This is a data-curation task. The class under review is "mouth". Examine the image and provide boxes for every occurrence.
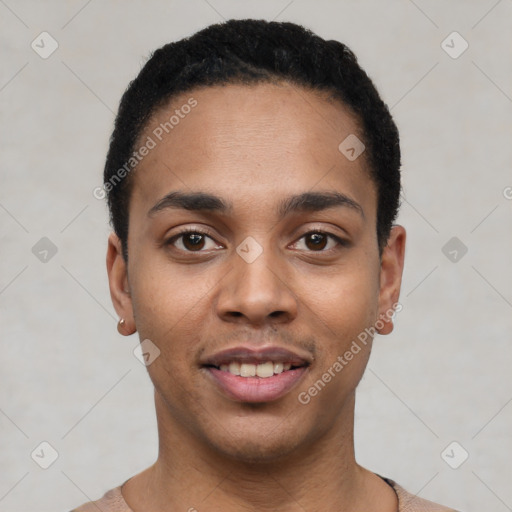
[201,346,311,403]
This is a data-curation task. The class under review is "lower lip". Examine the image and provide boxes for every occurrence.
[205,367,308,403]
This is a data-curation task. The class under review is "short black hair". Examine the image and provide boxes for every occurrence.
[103,19,400,259]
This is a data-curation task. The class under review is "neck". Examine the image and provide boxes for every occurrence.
[122,391,396,512]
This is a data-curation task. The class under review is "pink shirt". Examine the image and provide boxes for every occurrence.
[70,478,459,511]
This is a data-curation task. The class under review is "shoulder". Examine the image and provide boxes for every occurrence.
[69,485,132,512]
[388,479,460,512]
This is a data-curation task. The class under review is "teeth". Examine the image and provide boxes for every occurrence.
[256,361,274,378]
[240,363,256,377]
[273,362,284,374]
[217,361,298,378]
[228,362,240,376]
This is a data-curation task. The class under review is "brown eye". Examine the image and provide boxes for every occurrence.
[167,230,221,252]
[292,231,346,253]
[182,232,206,251]
[305,232,328,251]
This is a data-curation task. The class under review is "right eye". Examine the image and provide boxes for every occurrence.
[166,228,223,253]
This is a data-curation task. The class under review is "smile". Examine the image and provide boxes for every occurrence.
[201,346,312,403]
[217,361,293,378]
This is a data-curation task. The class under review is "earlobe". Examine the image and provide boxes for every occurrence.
[377,225,406,335]
[106,233,137,336]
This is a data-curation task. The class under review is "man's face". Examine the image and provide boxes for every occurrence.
[108,82,404,462]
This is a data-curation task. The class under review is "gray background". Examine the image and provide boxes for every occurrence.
[1,1,511,511]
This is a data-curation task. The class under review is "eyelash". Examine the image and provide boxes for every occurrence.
[165,227,348,254]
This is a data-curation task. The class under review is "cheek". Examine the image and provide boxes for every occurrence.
[131,257,209,325]
[129,261,216,368]
[295,257,380,397]
[129,268,209,410]
[298,259,380,339]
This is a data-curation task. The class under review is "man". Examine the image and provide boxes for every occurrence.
[73,19,459,512]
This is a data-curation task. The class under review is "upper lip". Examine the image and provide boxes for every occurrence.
[201,345,313,368]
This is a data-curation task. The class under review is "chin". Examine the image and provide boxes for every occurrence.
[212,437,300,465]
[202,419,314,465]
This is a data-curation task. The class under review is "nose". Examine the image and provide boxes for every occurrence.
[216,244,298,327]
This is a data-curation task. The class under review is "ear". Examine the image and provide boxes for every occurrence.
[106,232,136,336]
[376,225,406,335]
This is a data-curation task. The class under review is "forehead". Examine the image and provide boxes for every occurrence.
[131,82,375,220]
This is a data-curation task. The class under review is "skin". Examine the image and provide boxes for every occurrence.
[107,82,406,512]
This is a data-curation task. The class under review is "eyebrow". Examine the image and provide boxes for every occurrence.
[148,190,364,219]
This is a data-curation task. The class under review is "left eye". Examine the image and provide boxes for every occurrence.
[292,231,344,252]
